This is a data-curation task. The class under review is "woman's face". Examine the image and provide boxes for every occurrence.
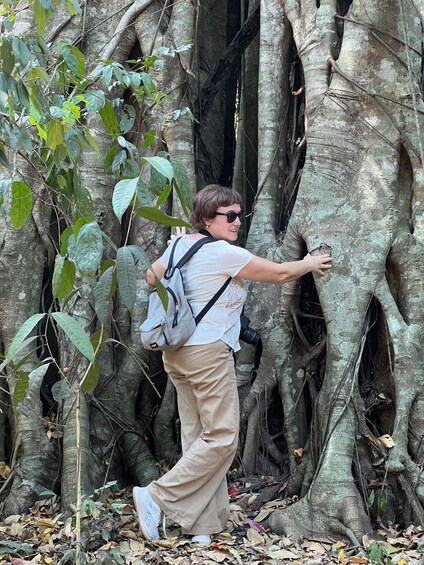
[204,204,242,242]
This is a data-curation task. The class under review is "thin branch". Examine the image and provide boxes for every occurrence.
[46,1,86,43]
[335,14,423,59]
[326,92,399,152]
[198,3,260,118]
[98,0,156,62]
[328,57,423,162]
[397,473,424,527]
[328,56,423,114]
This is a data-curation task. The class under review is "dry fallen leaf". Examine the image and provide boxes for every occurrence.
[0,462,10,479]
[378,434,395,448]
[254,507,273,522]
[387,536,410,546]
[246,528,267,546]
[3,515,21,525]
[348,555,369,563]
[293,448,303,460]
[267,547,298,559]
[227,546,243,564]
[201,550,228,563]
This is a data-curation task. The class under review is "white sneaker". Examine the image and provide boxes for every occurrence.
[191,534,211,545]
[133,486,162,540]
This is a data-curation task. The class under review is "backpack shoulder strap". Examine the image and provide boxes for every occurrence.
[174,236,215,270]
[195,277,231,324]
[164,237,183,279]
[164,234,232,324]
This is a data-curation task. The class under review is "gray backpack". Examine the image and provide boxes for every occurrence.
[140,237,231,351]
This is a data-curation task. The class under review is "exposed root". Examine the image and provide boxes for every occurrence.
[269,481,371,546]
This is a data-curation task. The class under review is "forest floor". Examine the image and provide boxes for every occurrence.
[0,478,423,564]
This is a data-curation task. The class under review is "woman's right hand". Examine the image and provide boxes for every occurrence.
[167,227,186,246]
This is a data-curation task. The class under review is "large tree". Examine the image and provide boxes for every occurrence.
[0,0,424,547]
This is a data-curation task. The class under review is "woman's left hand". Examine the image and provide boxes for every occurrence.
[303,253,332,276]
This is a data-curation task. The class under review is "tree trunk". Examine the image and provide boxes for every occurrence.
[1,0,424,545]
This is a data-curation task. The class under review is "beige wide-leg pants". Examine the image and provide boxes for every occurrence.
[148,340,239,535]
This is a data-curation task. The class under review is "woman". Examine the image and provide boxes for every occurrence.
[133,184,332,545]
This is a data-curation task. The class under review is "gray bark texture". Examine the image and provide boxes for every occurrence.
[0,0,424,545]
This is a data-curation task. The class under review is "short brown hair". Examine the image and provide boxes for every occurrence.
[190,184,243,230]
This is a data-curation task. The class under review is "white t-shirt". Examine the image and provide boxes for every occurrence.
[159,236,253,351]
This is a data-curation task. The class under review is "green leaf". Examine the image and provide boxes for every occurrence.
[0,39,15,74]
[74,217,91,237]
[112,177,138,222]
[143,156,173,182]
[72,185,94,220]
[52,256,76,299]
[172,159,192,215]
[51,312,95,362]
[11,181,33,230]
[126,245,151,268]
[142,130,156,150]
[94,267,114,325]
[120,104,136,134]
[155,278,168,311]
[51,380,72,402]
[116,247,137,312]
[81,361,100,393]
[60,226,74,255]
[0,540,34,555]
[368,543,384,563]
[149,162,168,193]
[136,207,191,227]
[137,180,152,207]
[17,81,30,110]
[12,372,29,410]
[14,364,51,410]
[0,178,11,208]
[47,120,65,150]
[366,489,375,509]
[84,90,105,115]
[1,313,45,371]
[75,221,103,276]
[103,145,118,170]
[34,0,50,36]
[140,72,154,92]
[61,44,85,77]
[99,101,120,137]
[12,37,30,70]
[0,144,10,168]
[83,128,100,154]
[377,493,388,512]
[90,328,110,351]
[66,0,82,15]
[157,184,172,207]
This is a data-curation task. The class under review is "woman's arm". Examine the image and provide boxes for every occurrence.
[146,259,166,286]
[238,253,332,283]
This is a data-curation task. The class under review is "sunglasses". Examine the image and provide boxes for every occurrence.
[214,211,243,223]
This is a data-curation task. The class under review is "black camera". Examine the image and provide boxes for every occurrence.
[239,314,261,346]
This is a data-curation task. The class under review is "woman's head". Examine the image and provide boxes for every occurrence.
[190,184,243,231]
